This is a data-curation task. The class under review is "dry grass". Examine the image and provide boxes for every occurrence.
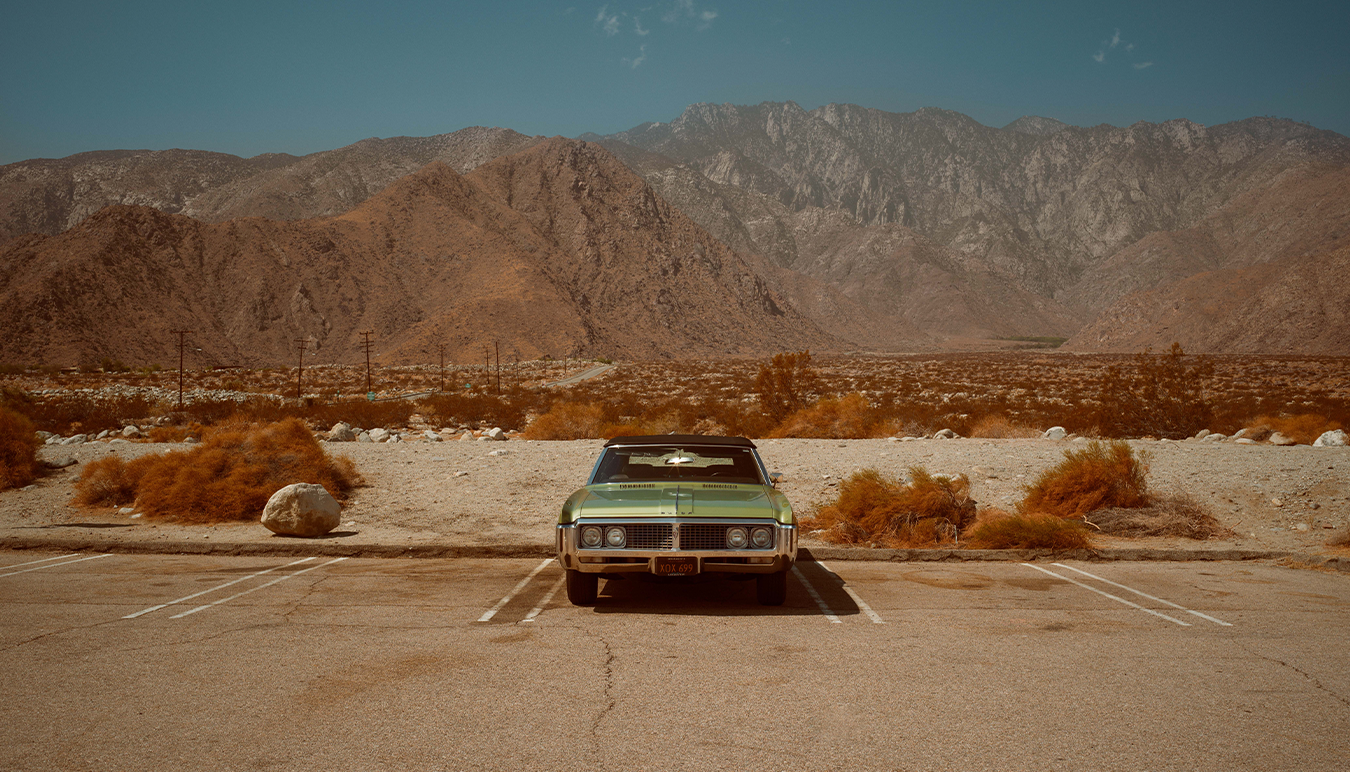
[770,393,886,439]
[967,415,1042,439]
[0,406,41,491]
[963,509,1094,549]
[1019,440,1151,518]
[1084,493,1233,539]
[1245,413,1343,445]
[803,467,977,547]
[74,418,362,523]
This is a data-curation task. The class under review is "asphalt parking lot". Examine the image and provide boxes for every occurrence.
[2,553,1347,771]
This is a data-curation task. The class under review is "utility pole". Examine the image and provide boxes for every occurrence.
[483,345,491,390]
[294,338,308,401]
[436,343,447,393]
[495,340,501,395]
[359,331,375,397]
[170,330,191,410]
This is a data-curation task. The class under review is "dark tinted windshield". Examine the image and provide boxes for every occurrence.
[591,446,766,485]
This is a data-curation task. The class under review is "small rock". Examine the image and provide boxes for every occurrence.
[1272,498,1283,507]
[487,427,507,441]
[488,449,510,457]
[1314,429,1348,447]
[122,425,142,438]
[183,437,198,444]
[118,507,135,515]
[1236,438,1257,445]
[60,434,88,446]
[1044,426,1068,440]
[933,428,958,440]
[424,430,442,442]
[1295,523,1309,532]
[357,431,373,443]
[96,430,110,440]
[109,438,130,444]
[35,431,56,443]
[1269,432,1298,446]
[454,470,470,477]
[43,456,78,469]
[459,432,475,441]
[368,428,391,443]
[1202,433,1226,442]
[260,483,340,538]
[1195,429,1211,439]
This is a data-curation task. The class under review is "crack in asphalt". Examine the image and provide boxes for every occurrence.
[0,618,122,654]
[588,635,617,772]
[1243,644,1350,709]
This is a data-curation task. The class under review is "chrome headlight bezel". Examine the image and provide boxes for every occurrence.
[726,526,749,549]
[750,526,773,549]
[581,525,604,548]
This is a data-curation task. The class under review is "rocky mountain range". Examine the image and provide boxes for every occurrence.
[2,101,1348,364]
[0,140,831,366]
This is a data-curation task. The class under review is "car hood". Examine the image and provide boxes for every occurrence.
[571,482,787,522]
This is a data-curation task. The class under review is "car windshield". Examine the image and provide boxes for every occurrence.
[591,446,766,485]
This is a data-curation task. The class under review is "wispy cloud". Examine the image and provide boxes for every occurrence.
[622,43,648,69]
[634,16,649,36]
[1093,28,1152,69]
[596,6,621,36]
[663,0,717,29]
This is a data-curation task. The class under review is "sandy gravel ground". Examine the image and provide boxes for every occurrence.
[3,437,1348,558]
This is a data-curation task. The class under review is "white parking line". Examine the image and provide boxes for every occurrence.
[0,553,111,579]
[521,575,566,623]
[1022,563,1191,626]
[0,554,81,570]
[814,560,885,624]
[170,558,348,618]
[792,565,841,624]
[1052,563,1232,626]
[123,557,315,619]
[478,558,553,623]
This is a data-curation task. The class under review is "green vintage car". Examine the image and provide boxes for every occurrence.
[556,434,797,606]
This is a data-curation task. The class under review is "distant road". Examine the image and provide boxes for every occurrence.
[544,363,615,387]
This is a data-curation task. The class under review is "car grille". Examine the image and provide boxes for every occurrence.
[625,523,674,549]
[581,522,775,551]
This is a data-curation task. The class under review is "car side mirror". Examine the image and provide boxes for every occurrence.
[769,472,782,487]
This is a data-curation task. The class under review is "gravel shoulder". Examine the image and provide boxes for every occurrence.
[3,437,1348,561]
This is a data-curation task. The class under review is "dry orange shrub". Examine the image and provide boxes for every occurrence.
[770,393,886,439]
[963,509,1094,549]
[966,415,1041,439]
[1245,413,1343,445]
[1019,440,1151,518]
[0,406,41,491]
[803,467,977,547]
[74,418,361,523]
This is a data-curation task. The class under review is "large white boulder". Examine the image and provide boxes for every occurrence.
[1314,429,1348,447]
[328,422,356,442]
[368,427,391,443]
[1044,426,1067,440]
[261,483,340,538]
[1269,432,1298,446]
[486,427,507,441]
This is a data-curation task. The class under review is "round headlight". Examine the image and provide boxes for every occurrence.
[605,526,627,548]
[751,527,773,549]
[726,526,749,549]
[580,526,603,548]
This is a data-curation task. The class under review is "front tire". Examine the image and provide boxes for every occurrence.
[566,569,598,605]
[756,569,788,606]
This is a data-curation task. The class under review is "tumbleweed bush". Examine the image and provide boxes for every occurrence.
[1019,440,1151,518]
[963,509,1094,550]
[75,418,361,523]
[803,467,977,547]
[0,406,41,491]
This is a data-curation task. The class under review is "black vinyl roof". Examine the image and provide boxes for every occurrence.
[603,434,757,449]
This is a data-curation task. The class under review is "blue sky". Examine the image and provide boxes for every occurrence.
[2,0,1346,164]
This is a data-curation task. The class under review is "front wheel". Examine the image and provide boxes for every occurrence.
[566,569,598,605]
[756,569,788,606]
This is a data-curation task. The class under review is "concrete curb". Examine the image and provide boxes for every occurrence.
[3,535,1348,571]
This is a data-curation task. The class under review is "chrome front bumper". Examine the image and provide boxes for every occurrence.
[557,519,797,575]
